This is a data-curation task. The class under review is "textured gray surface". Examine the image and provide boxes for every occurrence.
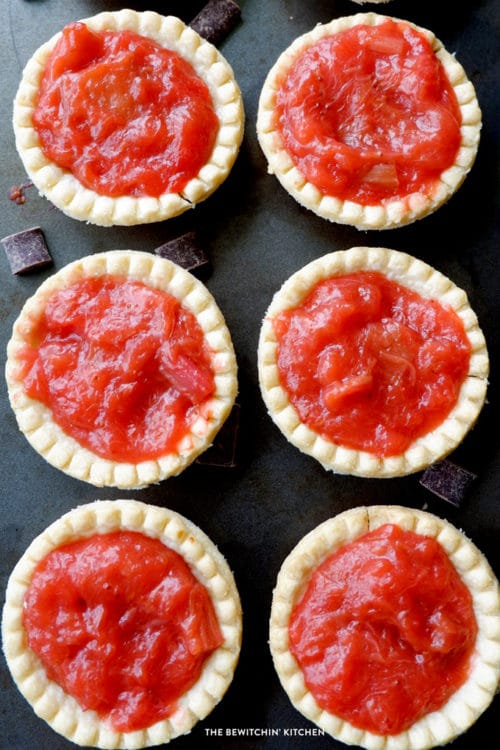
[1,1,499,748]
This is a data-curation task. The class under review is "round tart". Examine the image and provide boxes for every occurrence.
[258,246,488,478]
[257,13,481,230]
[5,249,238,489]
[270,505,500,750]
[2,499,242,749]
[13,9,244,226]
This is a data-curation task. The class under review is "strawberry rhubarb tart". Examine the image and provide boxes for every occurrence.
[270,505,500,749]
[2,499,242,748]
[13,9,244,225]
[5,250,238,488]
[258,247,488,477]
[257,13,481,229]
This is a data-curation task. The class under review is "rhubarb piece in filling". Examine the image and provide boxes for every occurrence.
[23,530,223,732]
[6,250,238,488]
[269,506,500,749]
[257,14,481,229]
[289,523,477,735]
[258,247,489,477]
[13,10,244,225]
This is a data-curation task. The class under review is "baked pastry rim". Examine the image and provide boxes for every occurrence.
[2,498,242,749]
[13,8,244,226]
[269,504,500,750]
[256,12,482,230]
[5,249,238,489]
[257,246,489,478]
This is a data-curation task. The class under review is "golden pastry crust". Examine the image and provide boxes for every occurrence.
[256,12,481,230]
[13,9,244,226]
[5,250,238,489]
[270,505,500,750]
[2,499,242,749]
[257,246,489,478]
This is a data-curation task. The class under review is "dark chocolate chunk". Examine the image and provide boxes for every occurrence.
[420,459,477,507]
[154,231,211,277]
[190,0,241,45]
[196,403,240,467]
[1,226,53,275]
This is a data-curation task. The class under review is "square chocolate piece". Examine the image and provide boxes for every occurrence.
[190,0,241,46]
[196,403,240,467]
[420,459,477,507]
[1,226,53,275]
[154,231,211,276]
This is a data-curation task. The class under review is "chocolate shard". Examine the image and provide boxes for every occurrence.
[154,231,211,277]
[1,226,53,275]
[196,403,240,467]
[420,459,477,507]
[190,0,241,45]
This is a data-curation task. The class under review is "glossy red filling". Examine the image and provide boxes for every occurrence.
[272,271,471,457]
[23,531,223,732]
[275,20,462,204]
[17,276,216,462]
[33,22,219,197]
[289,523,477,735]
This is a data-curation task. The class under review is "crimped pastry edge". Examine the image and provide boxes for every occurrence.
[13,9,244,226]
[5,250,238,489]
[269,505,500,750]
[256,12,482,230]
[2,498,242,749]
[257,247,489,478]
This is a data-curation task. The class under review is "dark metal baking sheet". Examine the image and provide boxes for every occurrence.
[1,1,499,748]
